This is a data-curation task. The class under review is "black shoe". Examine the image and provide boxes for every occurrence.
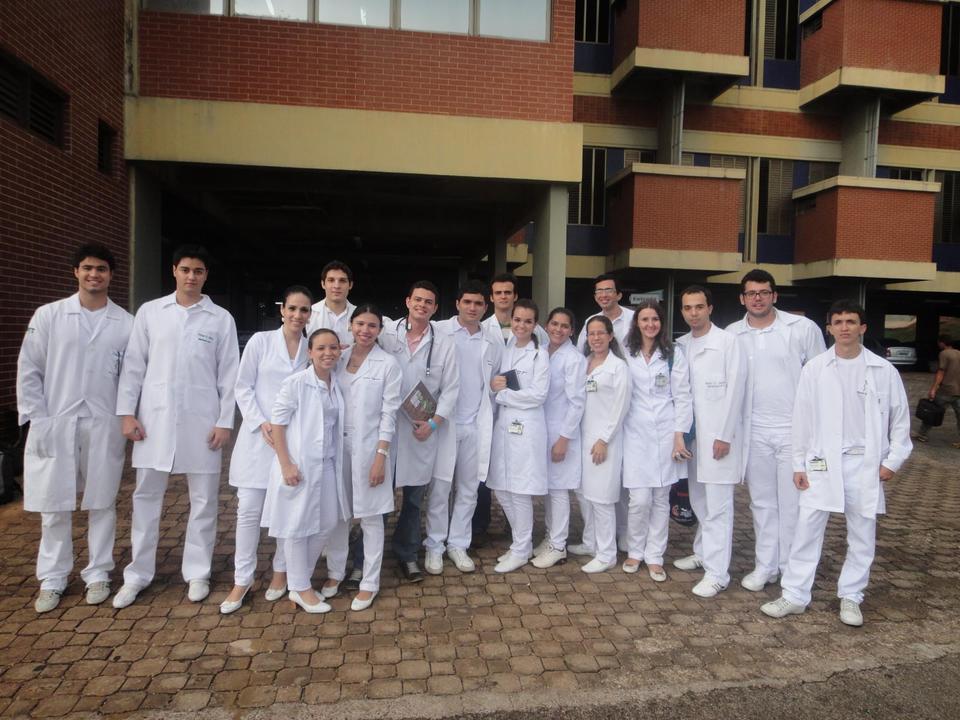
[342,567,362,591]
[400,561,424,583]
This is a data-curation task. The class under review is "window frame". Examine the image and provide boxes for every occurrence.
[0,50,68,148]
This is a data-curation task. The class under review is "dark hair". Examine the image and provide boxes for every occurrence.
[546,307,577,338]
[408,280,439,303]
[281,285,313,305]
[826,299,865,325]
[457,280,490,302]
[583,315,625,360]
[172,244,211,268]
[680,284,713,306]
[740,268,777,294]
[350,303,384,328]
[321,260,353,283]
[72,243,116,271]
[308,328,340,349]
[939,334,954,347]
[593,273,619,292]
[489,272,519,294]
[625,301,673,361]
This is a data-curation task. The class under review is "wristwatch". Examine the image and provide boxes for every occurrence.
[376,448,389,457]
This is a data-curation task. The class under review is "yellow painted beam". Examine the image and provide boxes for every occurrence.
[792,258,937,282]
[792,175,941,200]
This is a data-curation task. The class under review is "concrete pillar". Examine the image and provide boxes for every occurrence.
[840,97,881,178]
[532,184,568,315]
[128,165,163,311]
[658,79,685,165]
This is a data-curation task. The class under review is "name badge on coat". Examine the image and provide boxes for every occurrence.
[586,379,598,393]
[508,420,524,435]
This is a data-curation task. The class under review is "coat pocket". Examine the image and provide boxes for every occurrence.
[25,417,57,458]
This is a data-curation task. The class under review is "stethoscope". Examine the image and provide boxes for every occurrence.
[396,318,435,375]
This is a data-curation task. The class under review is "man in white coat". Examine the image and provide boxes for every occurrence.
[726,269,825,592]
[113,245,240,608]
[379,281,459,583]
[305,260,356,344]
[429,281,503,574]
[17,244,134,612]
[673,285,746,598]
[762,300,912,626]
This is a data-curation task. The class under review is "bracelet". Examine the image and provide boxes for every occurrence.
[428,419,438,432]
[376,447,389,457]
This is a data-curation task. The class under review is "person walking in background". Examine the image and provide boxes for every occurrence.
[914,334,960,447]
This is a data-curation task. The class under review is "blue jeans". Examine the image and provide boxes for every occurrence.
[391,485,427,563]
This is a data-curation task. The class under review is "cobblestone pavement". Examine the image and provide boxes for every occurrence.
[0,373,958,719]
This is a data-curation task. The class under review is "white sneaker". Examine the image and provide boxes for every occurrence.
[567,543,595,557]
[532,539,551,558]
[34,589,62,613]
[741,569,778,592]
[187,580,209,602]
[320,582,340,599]
[531,547,567,569]
[839,598,864,627]
[760,596,806,619]
[446,548,475,573]
[494,553,528,573]
[691,577,728,598]
[288,590,331,614]
[111,584,141,609]
[581,557,617,574]
[621,560,641,574]
[85,581,110,606]
[425,550,444,575]
[672,554,703,571]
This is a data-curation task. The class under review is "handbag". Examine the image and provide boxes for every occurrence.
[915,398,945,427]
[669,477,697,527]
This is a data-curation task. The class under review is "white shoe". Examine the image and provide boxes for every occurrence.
[494,553,529,573]
[425,550,444,575]
[34,589,62,613]
[761,596,806,619]
[691,577,728,598]
[265,584,287,602]
[567,543,595,557]
[741,569,778,592]
[533,539,550,558]
[581,557,617,574]
[621,560,641,574]
[289,590,332,614]
[497,550,511,563]
[351,591,378,612]
[187,580,209,602]
[531,547,567,569]
[320,582,340,599]
[648,566,668,583]
[839,598,864,627]
[111,584,141,609]
[85,582,110,606]
[219,586,250,615]
[672,554,703,571]
[446,548,475,573]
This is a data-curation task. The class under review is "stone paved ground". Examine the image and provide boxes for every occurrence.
[0,372,958,719]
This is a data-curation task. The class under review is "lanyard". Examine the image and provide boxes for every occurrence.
[397,318,434,375]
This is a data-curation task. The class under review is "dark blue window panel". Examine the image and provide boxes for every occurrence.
[738,232,745,254]
[798,0,818,14]
[567,225,609,256]
[875,166,891,179]
[606,148,625,176]
[763,59,801,90]
[794,160,810,188]
[940,75,960,105]
[574,42,613,74]
[693,153,711,168]
[934,243,960,271]
[757,234,795,264]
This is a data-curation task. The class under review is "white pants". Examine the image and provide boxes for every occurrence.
[575,491,595,552]
[687,468,735,586]
[586,500,617,564]
[233,487,285,587]
[37,508,116,591]
[781,455,877,606]
[496,490,534,559]
[745,428,797,577]
[425,423,481,553]
[319,518,351,584]
[358,515,384,592]
[122,469,219,588]
[285,518,349,592]
[615,486,629,546]
[543,489,570,551]
[626,486,671,565]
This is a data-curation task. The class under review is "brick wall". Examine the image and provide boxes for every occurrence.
[573,94,658,128]
[879,119,960,150]
[0,1,128,433]
[684,104,842,140]
[799,0,845,87]
[137,1,575,123]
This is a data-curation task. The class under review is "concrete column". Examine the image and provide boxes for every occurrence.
[840,97,881,178]
[532,184,568,315]
[658,79,685,165]
[128,165,163,311]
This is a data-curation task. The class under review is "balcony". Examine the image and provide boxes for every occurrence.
[610,0,749,100]
[798,0,945,112]
[792,176,939,281]
[606,163,744,271]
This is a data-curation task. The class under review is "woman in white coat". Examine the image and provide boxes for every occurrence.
[532,308,586,569]
[487,300,550,574]
[330,304,402,612]
[579,315,631,573]
[220,286,312,614]
[261,328,350,614]
[621,301,693,582]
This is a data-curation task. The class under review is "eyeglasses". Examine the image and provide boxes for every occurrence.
[742,290,774,299]
[594,288,618,296]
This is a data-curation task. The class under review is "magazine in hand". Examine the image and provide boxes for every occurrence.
[401,381,438,423]
[502,370,520,391]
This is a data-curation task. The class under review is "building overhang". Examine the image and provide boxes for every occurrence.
[792,258,938,282]
[885,272,960,293]
[798,67,946,114]
[611,248,743,273]
[800,0,949,25]
[607,161,746,188]
[792,174,942,201]
[611,47,749,101]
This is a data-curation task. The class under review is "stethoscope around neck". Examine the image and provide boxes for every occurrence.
[397,317,435,375]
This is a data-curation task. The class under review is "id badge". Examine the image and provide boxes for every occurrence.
[586,379,598,393]
[654,373,667,388]
[508,420,524,435]
[808,457,827,472]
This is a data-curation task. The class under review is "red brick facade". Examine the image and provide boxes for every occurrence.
[0,2,128,427]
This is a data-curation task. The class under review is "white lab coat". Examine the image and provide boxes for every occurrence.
[480,314,550,347]
[622,347,693,489]
[487,339,550,496]
[306,299,356,344]
[379,319,459,487]
[116,293,240,474]
[544,342,587,491]
[675,324,746,485]
[261,367,349,537]
[434,318,503,484]
[17,295,133,512]
[792,347,912,518]
[579,353,631,504]
[229,328,309,489]
[338,344,403,517]
[575,306,635,352]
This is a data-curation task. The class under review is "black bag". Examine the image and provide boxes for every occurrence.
[916,398,945,427]
[670,477,697,527]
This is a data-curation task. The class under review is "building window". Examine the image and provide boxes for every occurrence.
[801,12,822,40]
[623,149,656,165]
[935,171,960,245]
[97,121,117,175]
[569,147,606,227]
[143,0,225,13]
[764,0,798,61]
[478,0,549,41]
[235,0,309,21]
[758,158,794,235]
[807,161,838,184]
[575,0,609,44]
[0,51,67,147]
[317,1,390,27]
[942,4,960,76]
[400,0,470,34]
[881,166,925,182]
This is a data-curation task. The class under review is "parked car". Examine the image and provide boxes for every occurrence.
[880,338,918,368]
